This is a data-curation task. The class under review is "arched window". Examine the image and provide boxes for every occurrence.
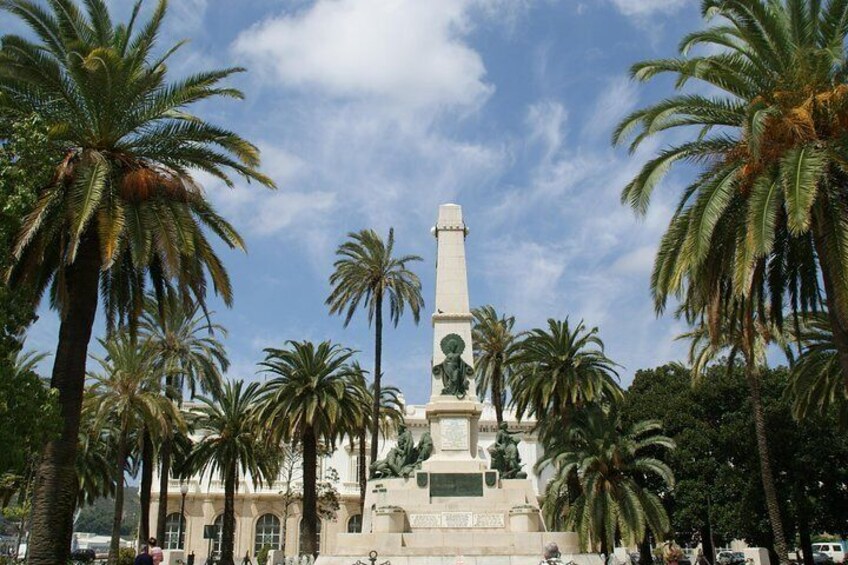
[254,514,281,555]
[164,513,186,550]
[347,514,362,533]
[212,514,224,556]
[298,517,322,555]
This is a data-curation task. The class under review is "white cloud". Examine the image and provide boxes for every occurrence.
[582,75,639,141]
[232,0,493,111]
[608,0,687,17]
[612,244,656,274]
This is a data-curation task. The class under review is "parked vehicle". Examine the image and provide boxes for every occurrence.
[813,552,836,565]
[69,548,96,564]
[812,543,846,564]
[718,551,746,565]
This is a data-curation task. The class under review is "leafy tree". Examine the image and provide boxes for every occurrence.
[0,351,59,487]
[538,404,675,553]
[0,0,273,560]
[624,363,848,565]
[472,305,517,425]
[86,335,183,564]
[186,380,278,565]
[258,341,368,557]
[0,113,55,360]
[614,0,848,425]
[326,228,424,465]
[510,318,623,441]
[680,304,792,563]
[138,291,227,543]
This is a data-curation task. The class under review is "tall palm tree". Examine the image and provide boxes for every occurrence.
[86,335,183,564]
[258,341,368,556]
[613,0,848,400]
[510,318,623,441]
[186,380,278,565]
[472,305,517,425]
[0,2,272,560]
[326,228,424,464]
[138,291,227,543]
[537,405,675,554]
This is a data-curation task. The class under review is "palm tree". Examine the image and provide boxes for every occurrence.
[613,0,848,402]
[326,228,424,464]
[86,335,183,564]
[472,305,517,425]
[537,405,675,553]
[186,380,278,565]
[258,341,368,556]
[75,396,117,508]
[138,291,227,543]
[786,312,848,426]
[510,318,623,441]
[0,1,273,560]
[679,292,792,564]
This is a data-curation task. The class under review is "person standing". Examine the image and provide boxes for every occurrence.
[148,537,164,565]
[135,545,154,565]
[241,551,253,565]
[541,542,565,565]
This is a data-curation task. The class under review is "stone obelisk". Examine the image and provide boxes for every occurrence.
[424,203,485,471]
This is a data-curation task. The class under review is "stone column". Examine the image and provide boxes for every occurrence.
[424,204,484,471]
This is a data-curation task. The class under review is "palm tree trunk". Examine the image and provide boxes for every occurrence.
[220,465,237,565]
[492,362,504,426]
[812,206,848,397]
[639,531,653,565]
[358,428,367,514]
[302,426,319,557]
[139,428,153,546]
[793,481,814,565]
[370,291,383,465]
[156,436,172,543]
[14,461,35,559]
[109,429,129,565]
[28,230,101,565]
[742,307,789,565]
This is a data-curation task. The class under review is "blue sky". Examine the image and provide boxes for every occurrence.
[12,0,710,405]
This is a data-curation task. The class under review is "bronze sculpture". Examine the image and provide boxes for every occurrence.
[488,422,527,479]
[432,333,473,399]
[369,426,433,479]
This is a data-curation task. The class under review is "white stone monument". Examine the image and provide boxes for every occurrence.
[316,204,592,565]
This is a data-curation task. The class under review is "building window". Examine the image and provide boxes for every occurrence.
[212,514,224,556]
[347,514,362,533]
[298,517,322,555]
[351,454,371,483]
[254,514,281,555]
[164,513,185,550]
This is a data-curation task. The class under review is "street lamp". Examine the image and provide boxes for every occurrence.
[179,481,189,550]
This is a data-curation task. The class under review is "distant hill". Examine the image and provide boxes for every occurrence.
[75,486,140,537]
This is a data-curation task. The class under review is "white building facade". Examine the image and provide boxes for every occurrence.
[150,402,547,560]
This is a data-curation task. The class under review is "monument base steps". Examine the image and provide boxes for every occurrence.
[315,553,602,565]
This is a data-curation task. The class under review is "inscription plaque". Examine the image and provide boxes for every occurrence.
[473,513,505,528]
[442,512,473,528]
[409,513,441,528]
[441,417,469,451]
[429,472,483,497]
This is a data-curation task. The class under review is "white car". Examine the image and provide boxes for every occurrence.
[812,544,845,564]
